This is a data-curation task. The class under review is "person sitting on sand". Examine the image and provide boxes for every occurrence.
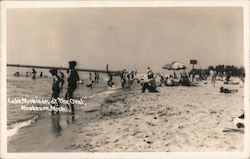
[220,86,238,93]
[142,72,158,93]
[159,75,165,87]
[49,68,64,115]
[165,75,180,86]
[180,72,193,86]
[65,61,80,114]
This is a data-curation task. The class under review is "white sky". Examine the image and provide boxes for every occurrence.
[7,7,243,72]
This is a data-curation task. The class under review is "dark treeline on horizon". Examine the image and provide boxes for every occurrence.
[190,65,245,77]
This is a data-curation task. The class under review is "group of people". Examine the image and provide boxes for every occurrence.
[140,66,240,93]
[14,68,43,79]
[14,68,47,79]
[89,72,100,84]
[86,72,100,88]
[49,61,79,115]
[16,63,239,114]
[120,69,137,88]
[157,71,193,87]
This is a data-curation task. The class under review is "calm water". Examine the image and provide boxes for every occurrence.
[7,68,119,127]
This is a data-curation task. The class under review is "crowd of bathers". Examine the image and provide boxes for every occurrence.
[12,63,244,116]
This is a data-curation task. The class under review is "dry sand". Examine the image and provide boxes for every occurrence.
[61,80,244,152]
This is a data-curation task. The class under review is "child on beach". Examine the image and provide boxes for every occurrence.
[49,68,64,115]
[65,61,80,114]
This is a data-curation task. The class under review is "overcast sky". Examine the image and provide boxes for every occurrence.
[7,7,243,72]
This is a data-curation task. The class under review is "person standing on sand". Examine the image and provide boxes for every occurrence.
[65,61,80,114]
[209,67,216,87]
[49,68,64,115]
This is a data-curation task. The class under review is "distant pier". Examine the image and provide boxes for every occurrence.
[7,64,122,75]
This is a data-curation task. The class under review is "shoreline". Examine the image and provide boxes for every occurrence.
[7,80,244,152]
[7,86,121,152]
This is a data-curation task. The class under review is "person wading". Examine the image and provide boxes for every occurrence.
[65,61,80,115]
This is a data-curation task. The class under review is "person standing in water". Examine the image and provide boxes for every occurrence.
[40,72,43,78]
[89,72,92,81]
[107,71,113,87]
[49,68,64,115]
[65,61,80,114]
[94,72,99,83]
[32,68,37,79]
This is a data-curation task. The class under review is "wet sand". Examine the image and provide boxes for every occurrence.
[8,80,244,152]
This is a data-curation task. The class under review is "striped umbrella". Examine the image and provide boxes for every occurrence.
[162,61,186,70]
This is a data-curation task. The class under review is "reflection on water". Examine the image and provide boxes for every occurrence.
[66,114,75,125]
[51,115,62,137]
[50,113,76,138]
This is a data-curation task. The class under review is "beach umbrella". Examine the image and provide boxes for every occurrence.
[162,61,186,70]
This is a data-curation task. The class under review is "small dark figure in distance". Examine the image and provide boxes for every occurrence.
[14,72,20,77]
[86,81,94,88]
[40,72,43,78]
[32,68,37,79]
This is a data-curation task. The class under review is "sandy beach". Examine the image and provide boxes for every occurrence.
[8,78,244,152]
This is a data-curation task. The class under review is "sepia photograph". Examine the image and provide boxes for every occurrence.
[1,1,249,159]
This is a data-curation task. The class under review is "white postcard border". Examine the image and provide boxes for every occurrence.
[1,1,249,159]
